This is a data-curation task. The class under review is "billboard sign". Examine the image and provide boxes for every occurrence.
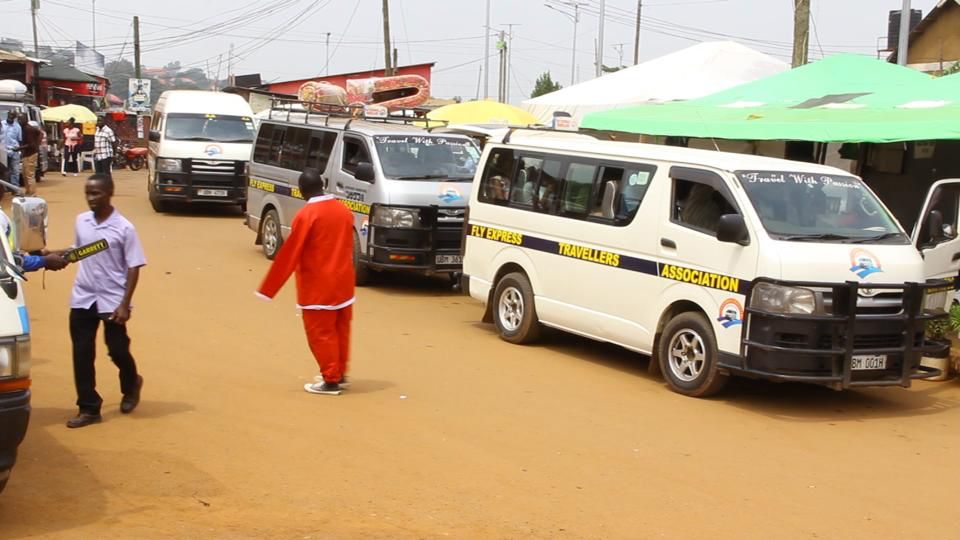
[128,78,151,111]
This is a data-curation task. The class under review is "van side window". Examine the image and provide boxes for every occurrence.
[253,124,274,164]
[534,160,563,214]
[591,165,655,223]
[479,148,516,204]
[342,136,371,176]
[511,156,541,206]
[560,162,597,216]
[267,126,285,166]
[307,131,338,172]
[673,179,738,234]
[281,127,308,171]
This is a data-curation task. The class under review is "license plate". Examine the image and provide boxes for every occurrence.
[435,255,462,265]
[197,189,228,197]
[851,354,887,370]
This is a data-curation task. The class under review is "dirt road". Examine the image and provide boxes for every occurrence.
[0,169,958,539]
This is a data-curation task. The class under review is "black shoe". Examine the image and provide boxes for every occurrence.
[121,375,143,414]
[66,413,102,429]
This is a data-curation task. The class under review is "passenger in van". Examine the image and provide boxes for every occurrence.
[489,175,510,201]
[257,168,356,396]
[680,183,725,231]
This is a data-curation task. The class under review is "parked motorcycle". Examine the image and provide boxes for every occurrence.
[113,142,148,171]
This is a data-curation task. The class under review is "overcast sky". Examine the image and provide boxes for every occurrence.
[1,0,941,103]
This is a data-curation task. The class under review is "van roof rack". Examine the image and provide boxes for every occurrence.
[500,125,598,143]
[266,97,448,129]
[0,91,35,102]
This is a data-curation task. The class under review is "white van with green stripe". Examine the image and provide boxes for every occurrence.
[245,108,480,285]
[463,129,958,396]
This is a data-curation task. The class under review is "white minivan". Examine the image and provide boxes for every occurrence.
[462,129,956,396]
[147,90,256,212]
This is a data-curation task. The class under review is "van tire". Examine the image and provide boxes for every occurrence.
[658,312,728,397]
[261,209,283,260]
[354,231,371,286]
[493,272,541,344]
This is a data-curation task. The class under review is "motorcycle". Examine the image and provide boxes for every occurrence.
[113,142,148,171]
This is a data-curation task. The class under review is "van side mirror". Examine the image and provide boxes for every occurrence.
[927,210,945,243]
[717,214,749,245]
[355,162,376,183]
[148,130,160,143]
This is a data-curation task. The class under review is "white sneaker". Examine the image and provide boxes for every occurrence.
[304,382,341,395]
[314,375,350,389]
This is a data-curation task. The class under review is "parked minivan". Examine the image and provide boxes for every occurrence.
[462,129,956,396]
[147,90,256,212]
[245,107,480,284]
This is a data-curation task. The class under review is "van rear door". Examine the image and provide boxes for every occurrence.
[914,179,960,307]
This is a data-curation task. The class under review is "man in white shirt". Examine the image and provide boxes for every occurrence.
[93,117,116,179]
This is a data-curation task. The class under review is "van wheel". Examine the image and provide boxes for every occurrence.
[354,231,370,286]
[658,312,728,397]
[493,272,541,344]
[261,209,282,260]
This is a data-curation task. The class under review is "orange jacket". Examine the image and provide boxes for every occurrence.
[257,195,355,309]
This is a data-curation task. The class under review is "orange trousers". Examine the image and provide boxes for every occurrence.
[302,306,352,383]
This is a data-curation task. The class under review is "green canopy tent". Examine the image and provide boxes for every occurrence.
[580,55,960,143]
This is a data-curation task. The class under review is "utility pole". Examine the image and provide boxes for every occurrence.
[31,0,40,57]
[896,0,912,66]
[633,0,642,64]
[546,2,584,86]
[497,31,507,103]
[382,0,393,76]
[792,0,810,67]
[501,24,519,103]
[228,42,234,87]
[133,15,141,79]
[597,0,606,77]
[483,0,491,99]
[325,32,331,76]
[613,43,625,69]
[92,0,96,50]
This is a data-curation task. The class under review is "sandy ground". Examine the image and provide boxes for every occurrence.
[0,169,957,539]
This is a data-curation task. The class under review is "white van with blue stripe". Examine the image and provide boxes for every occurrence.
[462,128,958,396]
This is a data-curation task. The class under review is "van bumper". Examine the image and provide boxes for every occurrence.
[152,169,247,205]
[365,205,465,275]
[719,279,947,390]
[0,389,30,491]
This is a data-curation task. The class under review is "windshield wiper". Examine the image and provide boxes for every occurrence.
[393,174,448,180]
[172,136,215,141]
[776,233,853,242]
[217,138,253,143]
[849,232,906,243]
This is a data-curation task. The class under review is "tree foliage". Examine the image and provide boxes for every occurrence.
[531,71,562,98]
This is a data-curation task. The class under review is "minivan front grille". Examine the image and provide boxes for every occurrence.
[190,159,237,176]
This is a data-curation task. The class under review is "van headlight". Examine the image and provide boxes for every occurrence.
[157,158,183,173]
[750,283,817,315]
[372,206,419,228]
[0,337,30,378]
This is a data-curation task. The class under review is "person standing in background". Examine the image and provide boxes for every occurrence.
[18,115,40,195]
[93,117,116,179]
[1,111,22,188]
[61,118,81,177]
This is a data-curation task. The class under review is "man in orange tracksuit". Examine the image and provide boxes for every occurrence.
[257,168,355,395]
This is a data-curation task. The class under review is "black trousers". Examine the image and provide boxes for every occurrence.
[94,157,113,178]
[70,304,139,414]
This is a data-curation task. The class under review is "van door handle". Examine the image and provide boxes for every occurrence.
[336,182,344,189]
[661,238,677,249]
[952,252,960,262]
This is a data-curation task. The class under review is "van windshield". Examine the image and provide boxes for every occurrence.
[164,113,255,143]
[373,135,479,181]
[736,170,907,243]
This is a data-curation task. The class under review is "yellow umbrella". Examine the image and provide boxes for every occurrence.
[41,104,97,124]
[426,100,539,126]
